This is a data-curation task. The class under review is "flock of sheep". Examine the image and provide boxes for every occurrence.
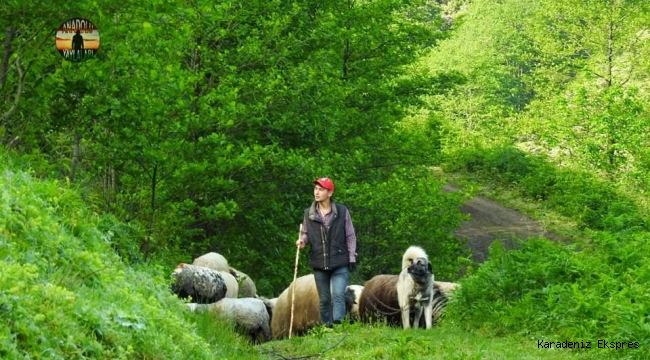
[170,251,459,343]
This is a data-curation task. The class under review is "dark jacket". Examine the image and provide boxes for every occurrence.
[304,201,349,270]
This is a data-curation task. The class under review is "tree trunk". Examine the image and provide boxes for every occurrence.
[70,131,81,182]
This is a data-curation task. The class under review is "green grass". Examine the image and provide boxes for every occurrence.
[258,321,620,360]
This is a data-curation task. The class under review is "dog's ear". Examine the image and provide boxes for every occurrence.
[427,262,433,274]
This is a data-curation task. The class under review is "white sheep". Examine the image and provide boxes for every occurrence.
[216,270,239,298]
[229,267,257,298]
[186,297,271,343]
[256,296,278,322]
[192,252,230,272]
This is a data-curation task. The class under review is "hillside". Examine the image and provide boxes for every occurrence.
[0,154,259,359]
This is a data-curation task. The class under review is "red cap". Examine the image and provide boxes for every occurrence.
[313,177,334,192]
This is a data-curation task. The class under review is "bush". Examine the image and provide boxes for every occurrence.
[446,234,650,358]
[343,166,469,282]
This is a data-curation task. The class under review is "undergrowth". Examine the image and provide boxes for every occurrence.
[0,153,260,359]
[440,145,650,360]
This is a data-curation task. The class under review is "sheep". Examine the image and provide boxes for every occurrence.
[216,270,239,298]
[229,267,257,298]
[186,297,271,343]
[170,263,228,304]
[430,287,449,324]
[344,285,364,320]
[358,274,451,328]
[435,281,461,295]
[271,274,320,339]
[192,252,230,272]
[256,296,278,323]
[271,275,361,339]
[358,274,402,327]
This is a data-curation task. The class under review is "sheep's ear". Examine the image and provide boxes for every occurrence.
[427,262,433,274]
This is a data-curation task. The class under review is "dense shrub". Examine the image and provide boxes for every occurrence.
[446,234,650,358]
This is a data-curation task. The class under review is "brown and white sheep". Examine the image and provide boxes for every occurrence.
[271,274,361,339]
[358,274,450,328]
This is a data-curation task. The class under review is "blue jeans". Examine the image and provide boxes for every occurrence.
[313,266,349,325]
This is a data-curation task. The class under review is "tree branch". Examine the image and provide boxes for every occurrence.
[0,54,24,125]
[1,26,15,88]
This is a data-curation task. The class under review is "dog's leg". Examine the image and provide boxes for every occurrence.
[397,273,412,330]
[398,287,411,330]
[425,303,433,329]
[413,305,423,330]
[401,304,411,330]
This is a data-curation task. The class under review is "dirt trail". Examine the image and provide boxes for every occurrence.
[445,185,559,262]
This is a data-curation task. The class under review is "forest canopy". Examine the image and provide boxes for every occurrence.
[0,0,467,295]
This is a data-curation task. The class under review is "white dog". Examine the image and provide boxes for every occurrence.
[397,246,434,329]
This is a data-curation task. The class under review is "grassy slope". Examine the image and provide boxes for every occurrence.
[0,153,259,359]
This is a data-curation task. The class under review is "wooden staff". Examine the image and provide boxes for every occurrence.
[289,223,302,339]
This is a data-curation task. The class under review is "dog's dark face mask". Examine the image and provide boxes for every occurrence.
[407,258,433,283]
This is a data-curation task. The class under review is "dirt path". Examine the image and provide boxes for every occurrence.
[445,185,559,262]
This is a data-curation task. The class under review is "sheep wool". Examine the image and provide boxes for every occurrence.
[256,296,278,323]
[271,274,321,339]
[171,263,228,304]
[192,252,230,272]
[344,285,364,320]
[359,274,451,328]
[229,267,257,298]
[215,270,239,298]
[187,298,271,343]
[358,274,402,327]
[435,281,461,295]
